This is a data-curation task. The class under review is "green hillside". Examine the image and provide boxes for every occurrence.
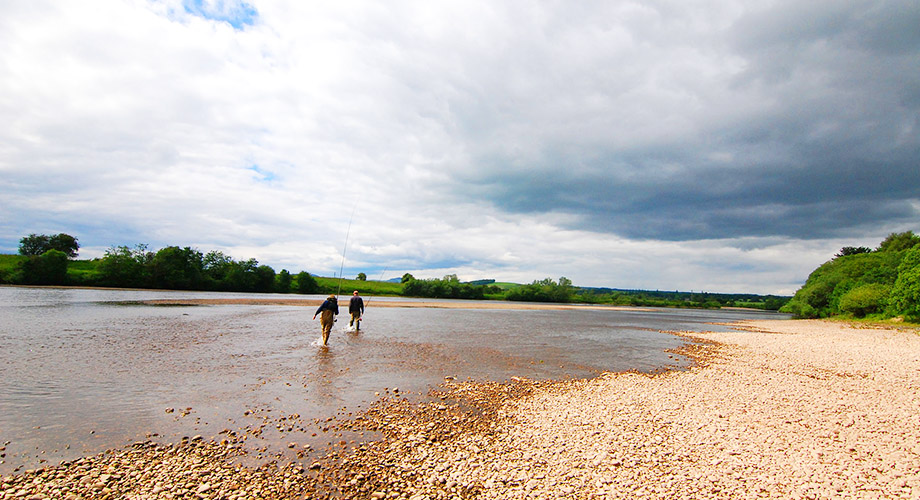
[313,276,403,296]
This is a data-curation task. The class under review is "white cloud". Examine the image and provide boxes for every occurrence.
[1,0,917,294]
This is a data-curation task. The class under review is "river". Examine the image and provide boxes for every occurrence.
[0,286,788,474]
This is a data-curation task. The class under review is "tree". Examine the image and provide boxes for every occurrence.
[98,244,153,288]
[49,233,79,258]
[276,269,292,293]
[295,271,319,294]
[356,272,367,281]
[836,246,872,258]
[254,265,276,293]
[224,258,259,291]
[763,296,787,311]
[838,284,889,317]
[889,246,920,320]
[203,250,234,288]
[151,246,203,290]
[18,234,50,256]
[17,249,69,285]
[877,231,920,253]
[18,233,79,258]
[781,252,901,318]
[401,273,415,283]
[400,274,487,299]
[784,232,919,319]
[506,277,575,303]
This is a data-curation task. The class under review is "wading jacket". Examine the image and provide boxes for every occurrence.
[315,298,339,316]
[349,296,364,314]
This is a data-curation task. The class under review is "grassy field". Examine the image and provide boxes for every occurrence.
[0,254,23,281]
[314,276,403,296]
[0,256,104,285]
[0,254,23,270]
[67,259,102,284]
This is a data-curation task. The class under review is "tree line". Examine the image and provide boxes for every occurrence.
[4,232,792,309]
[3,234,583,303]
[781,231,920,321]
[399,273,505,300]
[576,288,788,310]
[4,234,320,294]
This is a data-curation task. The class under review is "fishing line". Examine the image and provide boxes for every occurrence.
[363,267,388,309]
[336,202,358,300]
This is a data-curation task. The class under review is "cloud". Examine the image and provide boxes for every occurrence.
[423,0,920,241]
[1,0,917,295]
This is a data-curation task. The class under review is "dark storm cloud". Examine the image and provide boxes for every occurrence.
[441,0,920,242]
[462,146,919,241]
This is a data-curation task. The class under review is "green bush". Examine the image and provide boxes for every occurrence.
[889,247,920,320]
[295,271,320,294]
[783,231,920,320]
[276,269,292,293]
[17,249,69,285]
[506,277,574,303]
[99,245,153,288]
[781,249,905,318]
[838,284,890,317]
[402,274,487,299]
[877,231,920,253]
[0,254,24,283]
[151,246,204,290]
[779,300,817,319]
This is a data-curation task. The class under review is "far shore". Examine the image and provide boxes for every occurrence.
[139,296,649,311]
[4,285,776,313]
[3,319,918,499]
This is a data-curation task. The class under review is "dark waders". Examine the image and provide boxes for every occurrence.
[320,309,335,345]
[349,311,361,330]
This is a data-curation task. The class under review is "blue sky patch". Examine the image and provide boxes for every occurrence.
[248,164,275,182]
[183,0,257,30]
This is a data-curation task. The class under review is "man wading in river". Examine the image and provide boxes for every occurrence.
[349,290,365,331]
[313,295,339,346]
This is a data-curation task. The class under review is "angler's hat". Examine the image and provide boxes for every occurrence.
[328,294,336,300]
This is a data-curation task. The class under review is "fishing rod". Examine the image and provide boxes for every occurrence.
[335,203,358,300]
[362,267,388,309]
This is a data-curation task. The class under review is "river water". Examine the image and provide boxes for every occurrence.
[0,286,788,474]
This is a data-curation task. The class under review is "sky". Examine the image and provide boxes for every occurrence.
[1,0,918,295]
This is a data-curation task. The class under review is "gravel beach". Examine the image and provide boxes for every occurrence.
[2,318,919,499]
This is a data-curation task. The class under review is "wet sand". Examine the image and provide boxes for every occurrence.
[2,319,919,499]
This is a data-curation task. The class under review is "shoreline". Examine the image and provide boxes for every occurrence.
[139,297,649,311]
[2,319,918,499]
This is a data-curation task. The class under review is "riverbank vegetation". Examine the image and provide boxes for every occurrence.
[781,231,920,321]
[2,233,788,310]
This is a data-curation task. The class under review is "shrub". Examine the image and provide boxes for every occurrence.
[781,249,905,318]
[889,247,920,320]
[780,300,818,319]
[877,231,920,253]
[837,284,890,317]
[295,271,320,294]
[17,249,69,285]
